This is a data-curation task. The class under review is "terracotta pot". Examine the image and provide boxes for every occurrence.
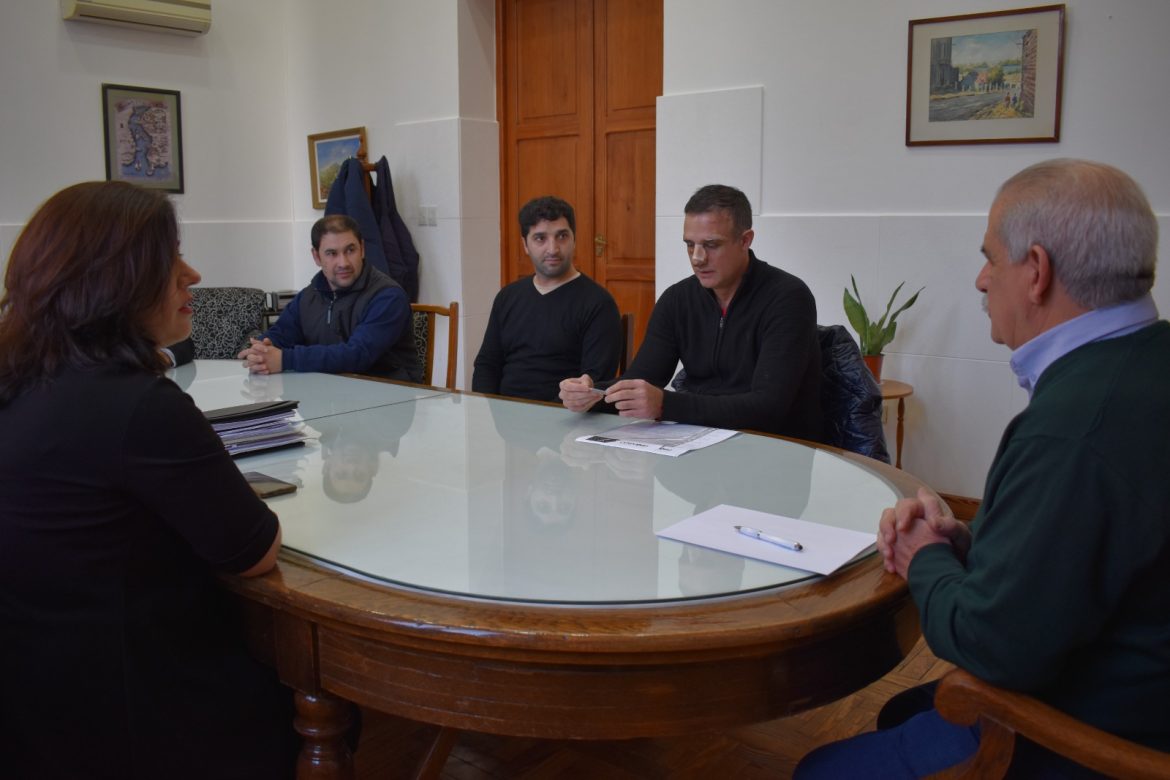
[863,354,884,382]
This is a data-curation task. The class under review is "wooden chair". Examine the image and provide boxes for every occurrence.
[617,312,635,374]
[930,668,1170,779]
[410,301,459,390]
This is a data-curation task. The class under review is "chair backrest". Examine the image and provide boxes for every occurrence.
[617,312,635,375]
[190,287,266,359]
[410,301,459,389]
[818,324,890,462]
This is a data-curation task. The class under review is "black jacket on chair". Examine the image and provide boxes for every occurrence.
[818,324,889,463]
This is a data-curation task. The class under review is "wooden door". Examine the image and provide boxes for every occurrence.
[498,0,662,354]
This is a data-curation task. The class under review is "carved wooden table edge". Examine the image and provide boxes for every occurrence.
[221,550,919,779]
[218,428,928,778]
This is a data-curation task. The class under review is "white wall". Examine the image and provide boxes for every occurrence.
[659,0,1170,497]
[6,1,1168,498]
[0,0,296,287]
[0,0,497,388]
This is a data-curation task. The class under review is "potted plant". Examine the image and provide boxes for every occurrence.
[843,276,924,381]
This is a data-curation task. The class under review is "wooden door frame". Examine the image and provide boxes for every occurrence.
[495,0,507,286]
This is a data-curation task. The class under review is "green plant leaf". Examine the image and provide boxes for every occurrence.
[842,278,924,355]
[867,321,884,354]
[843,288,869,348]
[882,281,906,318]
[873,281,905,334]
[887,287,924,327]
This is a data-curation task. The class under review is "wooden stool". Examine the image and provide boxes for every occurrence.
[879,379,914,469]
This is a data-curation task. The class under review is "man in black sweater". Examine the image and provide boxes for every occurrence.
[473,196,621,402]
[559,184,821,440]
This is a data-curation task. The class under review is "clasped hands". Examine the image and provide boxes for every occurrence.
[877,487,971,579]
[558,374,664,421]
[238,337,282,375]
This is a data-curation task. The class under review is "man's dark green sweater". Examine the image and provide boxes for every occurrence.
[910,321,1170,752]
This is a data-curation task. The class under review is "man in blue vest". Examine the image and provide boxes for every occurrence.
[239,215,420,380]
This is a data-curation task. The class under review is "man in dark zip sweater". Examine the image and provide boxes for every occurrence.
[239,215,420,381]
[559,184,822,440]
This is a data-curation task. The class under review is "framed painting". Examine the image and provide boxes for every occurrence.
[102,83,184,193]
[906,5,1066,146]
[307,126,367,209]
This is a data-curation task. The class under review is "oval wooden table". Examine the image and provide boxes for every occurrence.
[188,370,932,779]
[226,527,922,778]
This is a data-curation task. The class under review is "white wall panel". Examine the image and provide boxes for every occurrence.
[178,221,296,289]
[656,87,763,218]
[875,215,998,362]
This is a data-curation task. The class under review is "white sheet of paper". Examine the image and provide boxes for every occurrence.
[656,504,877,575]
[576,420,737,457]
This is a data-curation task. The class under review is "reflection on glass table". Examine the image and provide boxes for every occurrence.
[173,359,444,421]
[234,391,900,604]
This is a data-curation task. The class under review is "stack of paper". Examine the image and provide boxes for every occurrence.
[203,400,306,458]
[576,420,737,457]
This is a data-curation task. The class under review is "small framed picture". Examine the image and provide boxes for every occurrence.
[307,126,367,209]
[102,83,184,192]
[906,5,1066,146]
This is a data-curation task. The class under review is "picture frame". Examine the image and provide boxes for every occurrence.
[307,126,367,209]
[906,5,1065,146]
[102,83,184,193]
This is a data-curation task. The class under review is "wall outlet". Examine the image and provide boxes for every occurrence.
[418,205,438,226]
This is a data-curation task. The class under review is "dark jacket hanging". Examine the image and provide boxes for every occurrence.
[373,155,420,302]
[324,156,420,302]
[325,158,390,277]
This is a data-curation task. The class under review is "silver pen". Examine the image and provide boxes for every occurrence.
[735,525,803,552]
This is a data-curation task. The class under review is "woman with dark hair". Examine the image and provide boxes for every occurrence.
[0,182,297,778]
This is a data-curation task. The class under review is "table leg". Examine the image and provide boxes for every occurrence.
[895,398,906,470]
[415,726,459,780]
[294,691,355,780]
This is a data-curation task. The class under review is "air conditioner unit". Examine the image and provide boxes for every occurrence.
[61,0,211,37]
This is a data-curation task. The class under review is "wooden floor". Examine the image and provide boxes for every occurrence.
[352,637,953,779]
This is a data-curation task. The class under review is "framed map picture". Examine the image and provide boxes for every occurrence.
[906,5,1066,146]
[101,84,184,193]
[307,127,367,209]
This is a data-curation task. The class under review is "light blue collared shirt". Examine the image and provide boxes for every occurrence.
[1010,294,1160,397]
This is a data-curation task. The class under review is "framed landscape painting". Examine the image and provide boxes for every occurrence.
[307,126,366,209]
[906,5,1066,146]
[102,83,184,193]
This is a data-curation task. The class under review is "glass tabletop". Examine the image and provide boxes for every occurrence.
[226,386,902,606]
[175,359,445,421]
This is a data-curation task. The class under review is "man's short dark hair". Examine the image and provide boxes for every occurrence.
[684,184,753,235]
[312,214,363,250]
[519,196,576,239]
